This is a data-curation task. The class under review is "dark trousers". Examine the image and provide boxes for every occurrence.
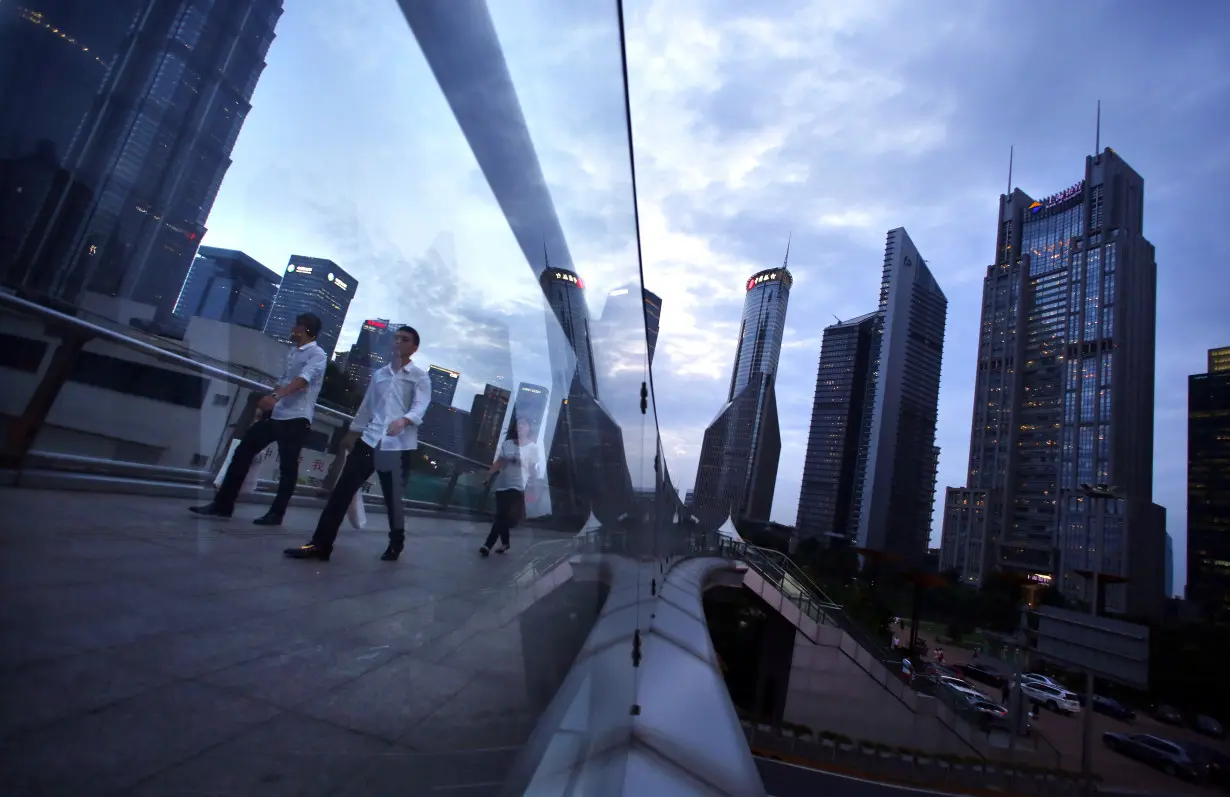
[312,441,410,552]
[215,417,310,516]
[483,489,525,549]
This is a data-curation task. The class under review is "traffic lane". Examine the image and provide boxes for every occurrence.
[756,756,955,796]
[757,755,1187,797]
[1030,706,1221,796]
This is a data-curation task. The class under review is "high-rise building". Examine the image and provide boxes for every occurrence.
[420,403,470,456]
[173,247,279,331]
[264,256,356,358]
[1188,345,1230,622]
[693,258,792,526]
[0,1,284,316]
[596,284,662,369]
[509,382,549,441]
[844,229,947,565]
[940,148,1163,616]
[1164,532,1174,599]
[796,312,878,544]
[345,319,390,386]
[468,383,511,464]
[427,365,460,407]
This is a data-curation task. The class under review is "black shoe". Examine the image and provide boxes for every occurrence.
[284,543,330,561]
[479,546,491,557]
[253,512,283,526]
[189,503,232,518]
[380,546,402,562]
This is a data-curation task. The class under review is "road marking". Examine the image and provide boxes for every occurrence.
[757,755,996,796]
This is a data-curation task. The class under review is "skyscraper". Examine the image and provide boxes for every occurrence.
[940,148,1163,616]
[596,284,662,369]
[345,319,393,388]
[1187,345,1230,622]
[847,229,947,564]
[0,1,283,315]
[693,259,792,527]
[264,256,356,358]
[427,365,460,407]
[509,382,549,441]
[795,312,878,544]
[468,384,511,464]
[174,247,279,331]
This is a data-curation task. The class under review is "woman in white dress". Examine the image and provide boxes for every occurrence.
[479,418,538,556]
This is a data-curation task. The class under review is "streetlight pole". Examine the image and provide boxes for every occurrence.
[1079,482,1117,794]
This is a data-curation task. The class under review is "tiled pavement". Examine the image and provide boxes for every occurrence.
[0,488,589,796]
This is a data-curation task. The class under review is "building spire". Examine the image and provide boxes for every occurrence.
[1095,99,1101,155]
[1007,144,1014,196]
[782,232,792,270]
[543,235,550,270]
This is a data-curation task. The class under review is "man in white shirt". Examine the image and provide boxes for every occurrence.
[191,313,327,526]
[286,325,431,562]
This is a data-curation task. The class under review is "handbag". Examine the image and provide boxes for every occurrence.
[347,491,367,530]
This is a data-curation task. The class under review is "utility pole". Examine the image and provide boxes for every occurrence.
[1079,482,1118,795]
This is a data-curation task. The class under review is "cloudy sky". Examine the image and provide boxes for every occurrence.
[204,0,1230,594]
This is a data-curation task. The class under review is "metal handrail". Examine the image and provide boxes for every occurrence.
[0,290,491,471]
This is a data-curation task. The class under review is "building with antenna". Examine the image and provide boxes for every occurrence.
[693,242,794,527]
[938,147,1165,617]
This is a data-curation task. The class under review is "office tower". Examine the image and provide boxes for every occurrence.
[796,312,878,544]
[541,266,597,400]
[1188,345,1230,621]
[264,256,356,358]
[693,258,793,527]
[173,247,279,331]
[420,403,470,456]
[0,1,283,315]
[598,284,662,368]
[467,384,512,464]
[346,319,401,389]
[509,382,549,441]
[1164,533,1174,598]
[843,229,946,564]
[427,365,460,407]
[940,148,1162,616]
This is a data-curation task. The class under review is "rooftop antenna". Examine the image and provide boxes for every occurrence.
[1095,99,1101,155]
[833,314,842,325]
[1007,145,1014,197]
[542,235,550,270]
[782,232,792,270]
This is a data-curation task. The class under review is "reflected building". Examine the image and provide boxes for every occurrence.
[346,319,405,389]
[428,365,461,407]
[693,258,793,527]
[420,403,470,457]
[850,229,947,565]
[173,247,279,332]
[1188,345,1230,622]
[939,148,1163,616]
[796,312,878,544]
[264,256,355,358]
[468,383,511,464]
[0,1,284,316]
[509,382,549,441]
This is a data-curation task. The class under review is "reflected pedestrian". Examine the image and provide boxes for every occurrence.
[285,326,430,562]
[479,418,539,556]
[190,313,326,525]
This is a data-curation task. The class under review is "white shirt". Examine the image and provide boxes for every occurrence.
[492,439,540,492]
[270,341,328,421]
[351,359,432,450]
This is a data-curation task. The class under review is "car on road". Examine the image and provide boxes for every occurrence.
[1102,732,1210,783]
[1186,742,1230,791]
[1152,704,1184,726]
[1017,681,1081,714]
[1193,714,1226,739]
[1092,695,1136,722]
[1021,672,1062,689]
[936,675,988,698]
[957,662,1006,687]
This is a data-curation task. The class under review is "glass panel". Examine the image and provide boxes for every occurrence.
[0,2,671,794]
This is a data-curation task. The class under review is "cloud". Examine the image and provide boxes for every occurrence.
[204,0,1230,594]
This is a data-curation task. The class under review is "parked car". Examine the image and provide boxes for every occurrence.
[1185,742,1230,792]
[937,675,988,698]
[957,662,1007,687]
[1021,672,1062,689]
[1103,732,1209,783]
[1153,704,1185,726]
[1193,715,1226,739]
[1093,695,1136,722]
[1017,681,1081,714]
